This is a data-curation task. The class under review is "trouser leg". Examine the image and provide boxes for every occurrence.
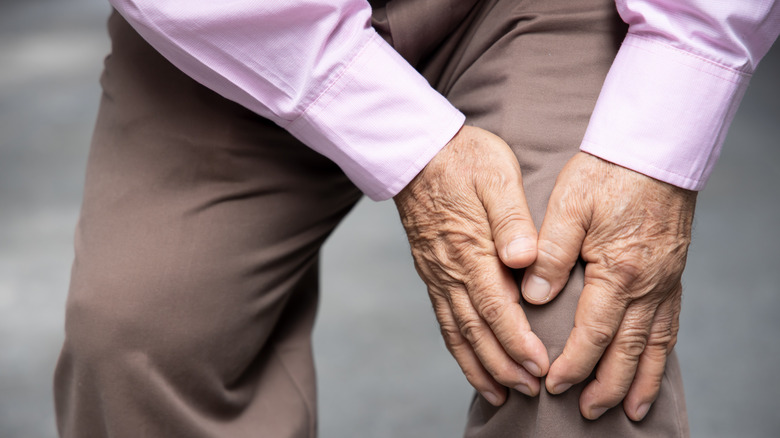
[53,12,361,438]
[385,0,689,436]
[55,2,690,436]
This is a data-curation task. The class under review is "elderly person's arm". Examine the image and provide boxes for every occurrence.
[108,0,546,406]
[523,0,779,421]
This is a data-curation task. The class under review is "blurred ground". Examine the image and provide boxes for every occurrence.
[0,0,777,437]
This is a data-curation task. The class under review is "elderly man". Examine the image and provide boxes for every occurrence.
[54,0,778,436]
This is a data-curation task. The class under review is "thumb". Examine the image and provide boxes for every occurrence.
[521,182,589,305]
[478,165,538,270]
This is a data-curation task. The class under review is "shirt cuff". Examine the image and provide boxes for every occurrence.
[580,34,752,191]
[284,32,465,201]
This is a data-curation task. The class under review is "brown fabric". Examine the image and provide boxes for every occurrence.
[416,2,689,436]
[54,1,689,437]
[54,12,362,437]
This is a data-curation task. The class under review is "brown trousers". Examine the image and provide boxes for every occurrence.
[54,0,689,436]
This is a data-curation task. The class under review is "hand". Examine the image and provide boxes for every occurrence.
[521,152,696,421]
[394,126,549,405]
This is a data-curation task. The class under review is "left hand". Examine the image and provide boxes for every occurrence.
[521,152,697,421]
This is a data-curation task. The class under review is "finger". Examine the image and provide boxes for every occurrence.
[430,294,508,405]
[465,258,550,378]
[623,294,680,421]
[450,294,539,396]
[477,160,538,270]
[521,179,589,304]
[447,286,542,396]
[579,303,655,420]
[546,280,628,394]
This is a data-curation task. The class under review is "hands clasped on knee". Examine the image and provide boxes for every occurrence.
[393,126,696,421]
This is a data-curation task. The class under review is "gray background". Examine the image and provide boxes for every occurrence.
[0,0,777,437]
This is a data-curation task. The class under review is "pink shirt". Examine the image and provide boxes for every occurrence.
[583,0,779,190]
[110,0,779,200]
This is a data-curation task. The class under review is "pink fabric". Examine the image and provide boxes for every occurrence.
[110,0,779,198]
[582,0,779,190]
[111,0,464,200]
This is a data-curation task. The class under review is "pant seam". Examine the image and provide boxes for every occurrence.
[273,345,316,438]
[663,368,686,437]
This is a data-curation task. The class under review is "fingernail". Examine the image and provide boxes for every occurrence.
[635,402,652,420]
[589,406,608,419]
[522,360,542,377]
[482,391,501,406]
[514,383,533,397]
[552,382,572,394]
[523,275,551,302]
[506,237,533,260]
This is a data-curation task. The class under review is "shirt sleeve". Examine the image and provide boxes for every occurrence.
[109,0,465,200]
[581,0,780,190]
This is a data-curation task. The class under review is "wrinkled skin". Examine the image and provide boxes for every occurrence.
[522,152,696,421]
[394,127,697,421]
[394,126,548,405]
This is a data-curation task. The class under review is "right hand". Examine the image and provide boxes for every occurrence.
[393,126,549,405]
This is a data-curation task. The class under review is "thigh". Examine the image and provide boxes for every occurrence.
[54,12,361,438]
[420,0,688,436]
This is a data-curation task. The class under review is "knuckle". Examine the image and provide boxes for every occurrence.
[615,327,649,359]
[583,323,614,350]
[595,254,644,292]
[459,318,485,346]
[537,239,576,272]
[426,284,448,300]
[649,325,675,347]
[648,313,679,349]
[462,264,497,290]
[446,229,482,252]
[475,296,507,327]
[518,330,538,353]
[615,339,646,363]
[446,233,495,266]
[613,257,644,287]
[439,323,466,349]
[491,210,530,240]
[666,334,678,352]
[641,345,670,364]
[418,254,472,292]
[603,380,632,401]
